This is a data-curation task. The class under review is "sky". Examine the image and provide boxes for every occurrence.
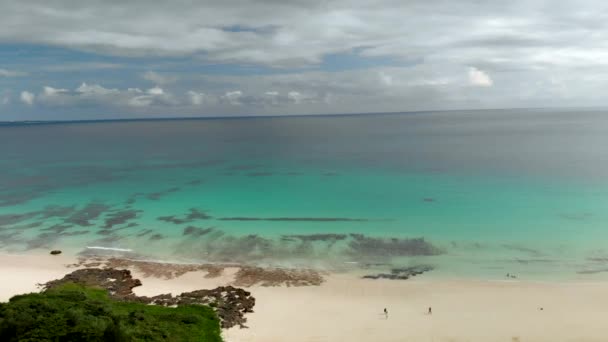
[1,0,607,120]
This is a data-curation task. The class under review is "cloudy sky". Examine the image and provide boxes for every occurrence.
[1,0,607,120]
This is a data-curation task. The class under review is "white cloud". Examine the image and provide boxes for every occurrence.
[43,86,69,96]
[287,91,304,104]
[2,0,607,71]
[147,86,165,95]
[223,90,243,105]
[20,91,35,105]
[188,90,217,106]
[126,87,174,107]
[20,83,177,108]
[76,82,119,95]
[468,67,493,87]
[5,1,608,116]
[0,69,27,77]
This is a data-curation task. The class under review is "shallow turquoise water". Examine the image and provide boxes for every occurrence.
[1,109,608,279]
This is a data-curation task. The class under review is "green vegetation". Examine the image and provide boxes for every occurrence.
[0,283,222,342]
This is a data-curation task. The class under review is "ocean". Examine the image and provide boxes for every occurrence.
[2,109,608,280]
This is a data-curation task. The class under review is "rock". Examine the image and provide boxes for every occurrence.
[50,250,62,255]
[232,267,323,287]
[41,268,142,297]
[362,265,433,280]
[40,268,255,329]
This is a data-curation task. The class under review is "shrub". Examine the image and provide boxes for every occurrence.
[0,283,222,342]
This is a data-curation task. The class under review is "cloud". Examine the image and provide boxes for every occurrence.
[146,86,164,95]
[142,71,177,85]
[468,67,493,87]
[76,82,119,96]
[222,90,243,105]
[1,0,607,71]
[187,91,218,106]
[27,83,175,108]
[20,91,35,105]
[5,1,608,118]
[288,91,306,104]
[0,69,27,77]
[42,63,124,72]
[379,72,393,86]
[43,86,69,96]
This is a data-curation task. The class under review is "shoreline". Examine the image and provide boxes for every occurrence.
[2,252,608,341]
[2,248,606,284]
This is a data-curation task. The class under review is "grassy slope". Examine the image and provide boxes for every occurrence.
[0,283,222,342]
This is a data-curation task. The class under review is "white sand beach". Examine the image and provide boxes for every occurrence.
[1,253,608,342]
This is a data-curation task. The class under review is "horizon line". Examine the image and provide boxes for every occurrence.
[1,106,604,126]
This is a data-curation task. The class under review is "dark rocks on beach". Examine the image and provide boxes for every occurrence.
[41,268,142,297]
[362,265,433,280]
[232,267,324,287]
[50,250,62,255]
[40,268,255,329]
[134,286,256,328]
[68,257,225,280]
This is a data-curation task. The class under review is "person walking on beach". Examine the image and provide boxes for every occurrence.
[384,308,388,319]
[428,307,432,315]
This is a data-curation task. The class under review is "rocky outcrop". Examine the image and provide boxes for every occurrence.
[362,265,433,280]
[41,268,142,297]
[40,268,255,329]
[232,267,324,287]
[133,286,255,328]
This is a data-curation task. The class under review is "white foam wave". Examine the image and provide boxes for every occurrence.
[86,246,133,252]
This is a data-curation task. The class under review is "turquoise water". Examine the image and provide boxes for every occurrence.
[2,109,608,279]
